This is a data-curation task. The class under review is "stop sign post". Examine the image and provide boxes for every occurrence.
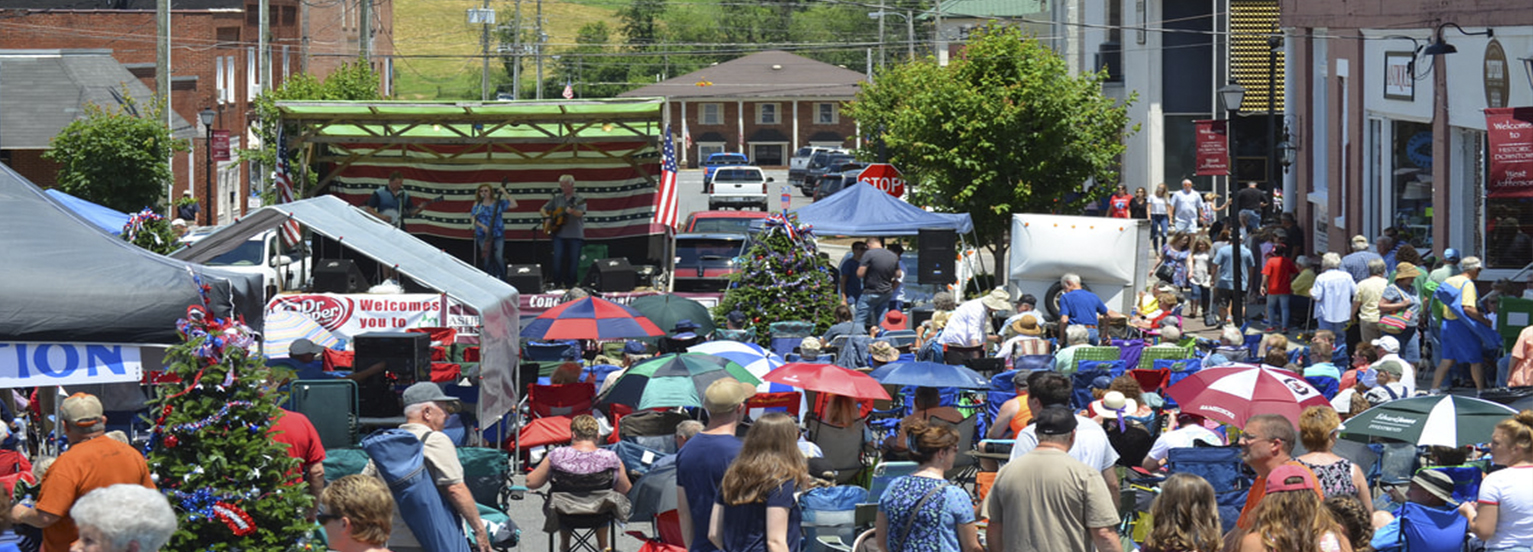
[858,164,905,198]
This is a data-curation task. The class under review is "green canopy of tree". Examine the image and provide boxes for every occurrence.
[844,26,1137,259]
[44,93,187,213]
[249,59,383,198]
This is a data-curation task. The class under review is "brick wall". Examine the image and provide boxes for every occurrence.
[5,151,61,189]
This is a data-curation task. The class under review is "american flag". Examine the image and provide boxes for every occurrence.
[562,82,575,100]
[651,124,679,229]
[273,127,302,246]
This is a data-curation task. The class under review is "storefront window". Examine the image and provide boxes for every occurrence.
[1392,121,1434,250]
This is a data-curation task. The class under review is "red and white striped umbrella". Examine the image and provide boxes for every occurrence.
[1166,363,1330,428]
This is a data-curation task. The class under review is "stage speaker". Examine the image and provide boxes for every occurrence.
[313,259,368,293]
[918,229,958,285]
[588,257,637,292]
[505,264,543,293]
[909,306,934,330]
[354,332,431,385]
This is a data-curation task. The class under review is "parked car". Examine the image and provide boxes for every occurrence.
[701,152,750,190]
[682,210,771,234]
[672,233,751,292]
[706,165,772,211]
[788,146,845,187]
[813,171,858,202]
[176,226,310,301]
[802,153,857,197]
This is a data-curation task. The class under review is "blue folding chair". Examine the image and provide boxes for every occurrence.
[1166,445,1252,535]
[1305,375,1341,400]
[1071,360,1124,411]
[1157,358,1203,409]
[1396,502,1469,552]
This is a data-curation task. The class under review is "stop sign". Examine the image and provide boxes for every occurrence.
[858,163,905,198]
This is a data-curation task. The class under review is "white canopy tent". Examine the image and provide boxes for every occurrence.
[171,195,520,425]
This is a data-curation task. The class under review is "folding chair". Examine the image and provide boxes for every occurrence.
[1395,502,1469,552]
[1071,360,1125,411]
[879,330,918,349]
[1166,445,1252,535]
[1304,375,1341,400]
[1138,344,1192,370]
[1157,358,1203,409]
[807,417,869,485]
[1372,442,1421,487]
[543,468,629,552]
[525,340,579,362]
[1424,465,1482,504]
[746,391,804,420]
[930,414,979,484]
[802,486,869,552]
[617,410,690,454]
[867,461,920,502]
[1071,346,1123,373]
[526,383,596,419]
[626,509,685,552]
[769,321,817,357]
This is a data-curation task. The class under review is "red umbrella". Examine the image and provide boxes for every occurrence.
[760,362,891,401]
[1165,363,1330,428]
[519,296,664,340]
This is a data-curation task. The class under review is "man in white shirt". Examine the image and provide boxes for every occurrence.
[1008,371,1121,510]
[1170,179,1203,233]
[1141,412,1224,471]
[1368,336,1416,396]
[1309,252,1356,338]
[936,289,1011,364]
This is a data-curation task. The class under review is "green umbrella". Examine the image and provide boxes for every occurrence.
[630,294,717,338]
[597,353,760,410]
[1341,394,1518,447]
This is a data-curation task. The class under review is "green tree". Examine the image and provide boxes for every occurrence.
[44,92,187,213]
[845,26,1136,261]
[122,210,180,255]
[248,59,383,198]
[548,22,646,99]
[619,0,665,51]
[145,310,314,552]
[713,215,840,342]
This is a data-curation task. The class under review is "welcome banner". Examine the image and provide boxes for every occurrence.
[1195,120,1229,176]
[1486,107,1533,198]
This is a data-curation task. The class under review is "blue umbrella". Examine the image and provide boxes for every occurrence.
[518,296,664,340]
[871,361,989,389]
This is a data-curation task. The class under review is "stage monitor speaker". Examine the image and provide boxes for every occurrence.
[505,264,544,294]
[354,332,431,385]
[909,306,934,330]
[588,257,637,292]
[313,259,368,293]
[918,229,958,285]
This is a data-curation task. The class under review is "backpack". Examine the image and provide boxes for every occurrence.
[361,429,471,552]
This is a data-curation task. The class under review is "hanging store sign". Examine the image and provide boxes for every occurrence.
[1384,52,1415,101]
[1485,107,1533,198]
[1194,119,1229,176]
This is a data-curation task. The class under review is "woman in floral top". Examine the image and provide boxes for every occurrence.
[470,178,518,280]
[876,419,981,552]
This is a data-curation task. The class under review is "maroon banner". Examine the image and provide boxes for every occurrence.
[211,130,232,162]
[519,290,723,316]
[1194,120,1229,176]
[1486,107,1533,198]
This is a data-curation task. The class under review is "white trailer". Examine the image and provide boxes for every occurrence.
[1007,213,1150,318]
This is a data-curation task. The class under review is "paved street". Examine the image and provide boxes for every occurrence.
[674,167,803,219]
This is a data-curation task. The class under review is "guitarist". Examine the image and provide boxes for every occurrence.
[540,174,587,289]
[365,170,438,229]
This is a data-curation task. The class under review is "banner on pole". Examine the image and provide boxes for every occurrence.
[1485,107,1533,198]
[1195,119,1229,176]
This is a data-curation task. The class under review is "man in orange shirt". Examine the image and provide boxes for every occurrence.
[10,393,154,552]
[1233,413,1321,532]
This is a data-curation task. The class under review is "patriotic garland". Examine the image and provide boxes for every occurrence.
[122,208,165,243]
[760,212,815,248]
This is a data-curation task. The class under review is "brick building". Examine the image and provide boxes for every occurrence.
[0,0,392,225]
[619,50,864,168]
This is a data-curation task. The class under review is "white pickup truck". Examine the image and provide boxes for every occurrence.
[176,227,311,301]
[1007,213,1150,317]
[706,166,772,211]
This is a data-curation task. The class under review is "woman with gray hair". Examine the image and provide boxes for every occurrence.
[68,484,177,552]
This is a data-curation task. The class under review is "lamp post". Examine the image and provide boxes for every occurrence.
[199,108,216,227]
[1219,80,1246,325]
[1267,34,1282,220]
[868,10,915,61]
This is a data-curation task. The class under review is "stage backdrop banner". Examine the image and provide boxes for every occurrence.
[267,293,469,341]
[325,142,665,241]
[0,342,145,388]
[1194,120,1229,176]
[1485,107,1533,199]
[518,291,722,316]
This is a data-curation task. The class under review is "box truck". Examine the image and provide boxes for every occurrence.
[1007,213,1150,317]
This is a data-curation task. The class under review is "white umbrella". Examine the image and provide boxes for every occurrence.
[262,310,345,359]
[687,341,806,416]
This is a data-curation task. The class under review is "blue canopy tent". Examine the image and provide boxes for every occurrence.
[765,182,974,236]
[43,189,131,235]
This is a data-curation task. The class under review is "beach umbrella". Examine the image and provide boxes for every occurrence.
[262,310,345,358]
[630,294,716,338]
[1165,364,1329,428]
[761,362,891,401]
[868,361,989,389]
[519,296,664,340]
[596,353,760,410]
[1342,394,1518,447]
[627,462,677,522]
[688,341,786,391]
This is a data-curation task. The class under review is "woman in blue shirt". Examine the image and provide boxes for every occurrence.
[876,419,981,552]
[471,179,517,280]
[710,413,808,552]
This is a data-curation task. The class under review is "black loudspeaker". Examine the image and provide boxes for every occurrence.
[918,229,958,285]
[505,264,543,293]
[588,257,637,292]
[313,259,368,293]
[910,306,934,329]
[354,332,431,384]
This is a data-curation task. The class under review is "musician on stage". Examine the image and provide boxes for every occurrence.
[364,170,433,228]
[472,177,519,280]
[541,174,587,289]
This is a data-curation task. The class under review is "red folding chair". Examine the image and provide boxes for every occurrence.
[407,326,458,347]
[627,510,685,552]
[526,383,596,418]
[746,391,803,419]
[1128,368,1171,394]
[430,362,461,383]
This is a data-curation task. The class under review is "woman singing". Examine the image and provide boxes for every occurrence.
[471,178,518,280]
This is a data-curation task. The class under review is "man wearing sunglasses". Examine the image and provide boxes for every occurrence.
[1233,413,1320,532]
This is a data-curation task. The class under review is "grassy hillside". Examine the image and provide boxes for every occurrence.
[390,0,622,100]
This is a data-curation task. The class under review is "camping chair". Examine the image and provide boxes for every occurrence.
[802,486,869,552]
[807,417,869,485]
[1166,445,1252,535]
[526,383,596,419]
[1304,375,1341,400]
[1371,442,1421,488]
[543,468,630,552]
[1424,465,1482,504]
[525,340,580,362]
[1394,502,1469,552]
[879,330,918,350]
[769,321,817,357]
[1156,358,1203,409]
[1138,345,1192,370]
[1071,360,1126,411]
[617,410,690,454]
[626,509,685,552]
[746,391,803,420]
[867,461,920,502]
[929,414,979,485]
[713,328,755,342]
[1072,346,1123,372]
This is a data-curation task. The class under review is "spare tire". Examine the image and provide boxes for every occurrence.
[1043,281,1092,319]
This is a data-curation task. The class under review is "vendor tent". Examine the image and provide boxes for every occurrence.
[0,163,264,345]
[170,195,521,425]
[779,182,974,236]
[43,189,130,235]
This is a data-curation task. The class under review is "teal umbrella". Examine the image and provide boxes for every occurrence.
[1341,394,1518,447]
[629,294,716,337]
[596,353,760,410]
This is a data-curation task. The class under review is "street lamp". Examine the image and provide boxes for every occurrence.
[868,10,915,62]
[1423,23,1493,57]
[1218,80,1246,325]
[199,108,216,227]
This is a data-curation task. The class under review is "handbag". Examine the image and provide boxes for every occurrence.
[1378,313,1412,334]
[1154,261,1176,283]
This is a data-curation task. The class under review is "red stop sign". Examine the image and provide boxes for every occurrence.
[858,163,905,197]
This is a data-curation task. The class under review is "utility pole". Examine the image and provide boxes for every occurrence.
[156,0,170,200]
[905,9,914,60]
[259,0,269,93]
[480,0,491,101]
[877,0,886,68]
[1266,33,1281,219]
[300,0,309,73]
[359,0,371,64]
[534,0,543,99]
[512,0,522,98]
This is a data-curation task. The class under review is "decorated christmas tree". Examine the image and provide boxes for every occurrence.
[144,288,316,552]
[713,213,840,342]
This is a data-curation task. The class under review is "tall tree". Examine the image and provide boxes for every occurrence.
[248,59,383,198]
[618,0,665,51]
[44,92,187,213]
[844,26,1136,261]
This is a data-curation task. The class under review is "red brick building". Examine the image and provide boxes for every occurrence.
[0,0,392,225]
[619,50,865,168]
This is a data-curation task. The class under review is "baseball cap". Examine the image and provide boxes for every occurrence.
[1372,336,1400,354]
[1266,464,1320,493]
[1375,359,1406,378]
[1443,248,1461,263]
[1034,406,1078,435]
[1411,469,1458,504]
[61,393,104,427]
[289,338,324,357]
[703,378,756,414]
[401,382,460,411]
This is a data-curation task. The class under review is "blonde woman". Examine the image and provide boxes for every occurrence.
[1142,473,1222,552]
[1149,183,1170,249]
